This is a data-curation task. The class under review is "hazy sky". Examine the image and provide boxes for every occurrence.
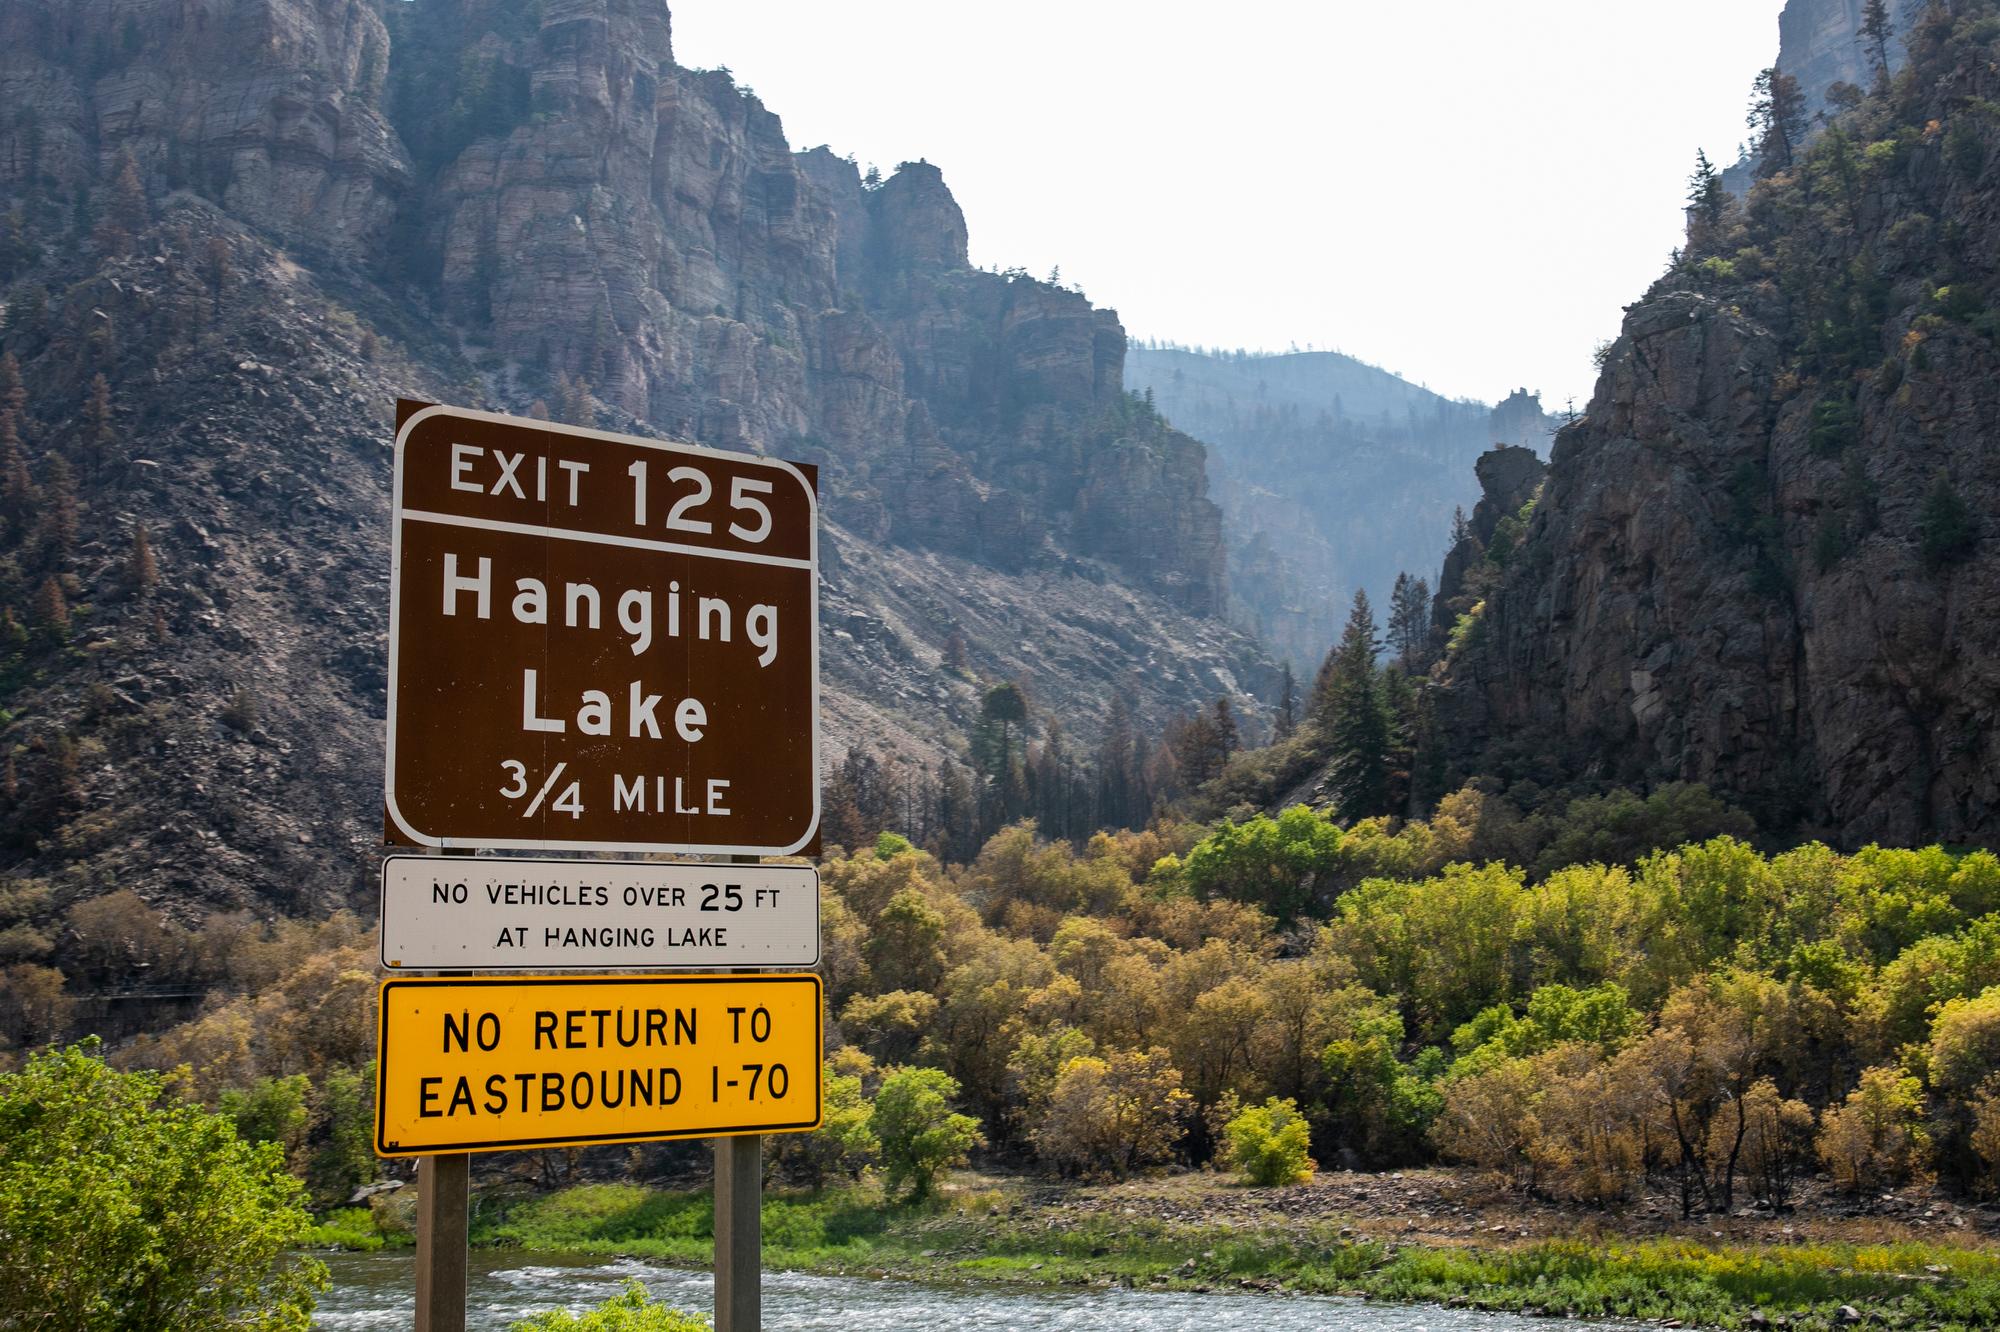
[673,1,1790,410]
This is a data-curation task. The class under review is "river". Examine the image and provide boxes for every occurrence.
[312,1250,1605,1331]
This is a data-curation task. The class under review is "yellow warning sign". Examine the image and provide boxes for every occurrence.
[374,973,822,1157]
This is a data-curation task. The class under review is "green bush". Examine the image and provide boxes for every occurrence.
[1920,472,1977,570]
[0,1042,326,1328]
[870,1066,984,1200]
[511,1280,709,1330]
[1808,396,1859,456]
[873,831,915,859]
[1223,1096,1315,1186]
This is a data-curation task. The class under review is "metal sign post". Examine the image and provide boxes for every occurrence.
[414,1153,468,1332]
[714,1132,761,1332]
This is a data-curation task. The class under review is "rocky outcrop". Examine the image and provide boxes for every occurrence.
[1443,5,2000,844]
[1428,444,1546,650]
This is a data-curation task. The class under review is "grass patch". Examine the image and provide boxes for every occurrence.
[303,1206,406,1252]
[469,1182,2000,1329]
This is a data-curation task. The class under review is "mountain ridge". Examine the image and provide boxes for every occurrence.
[0,0,1273,914]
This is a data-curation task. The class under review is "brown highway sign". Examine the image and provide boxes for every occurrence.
[385,404,819,855]
[379,854,820,970]
[374,973,823,1157]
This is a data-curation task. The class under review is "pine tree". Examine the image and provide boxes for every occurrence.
[1324,590,1391,820]
[124,522,158,596]
[1686,149,1730,252]
[1273,663,1297,742]
[1096,694,1135,829]
[1919,471,1976,571]
[1212,698,1238,758]
[32,575,67,636]
[1167,709,1226,790]
[1387,573,1432,670]
[1861,0,1894,89]
[39,455,77,556]
[79,373,113,475]
[0,351,26,421]
[1409,686,1449,816]
[554,371,594,428]
[1035,715,1071,842]
[1750,67,1807,175]
[0,409,32,529]
[943,628,970,674]
[971,681,1030,834]
[97,149,148,255]
[202,235,232,312]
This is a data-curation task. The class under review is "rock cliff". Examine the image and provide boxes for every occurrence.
[1442,3,2000,845]
[0,0,1265,914]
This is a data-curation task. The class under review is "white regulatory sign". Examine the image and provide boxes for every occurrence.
[379,855,820,970]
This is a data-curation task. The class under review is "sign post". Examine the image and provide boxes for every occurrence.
[714,1132,760,1331]
[378,402,822,1332]
[413,1153,468,1332]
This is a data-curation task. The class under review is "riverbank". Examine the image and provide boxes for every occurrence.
[323,1169,2000,1330]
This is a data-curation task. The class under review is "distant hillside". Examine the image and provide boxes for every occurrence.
[1126,346,1553,670]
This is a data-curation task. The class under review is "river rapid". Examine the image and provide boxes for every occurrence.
[313,1250,1618,1331]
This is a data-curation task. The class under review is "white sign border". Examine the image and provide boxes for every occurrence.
[383,404,821,856]
[377,854,821,971]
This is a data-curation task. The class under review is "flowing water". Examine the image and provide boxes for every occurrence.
[313,1250,1612,1331]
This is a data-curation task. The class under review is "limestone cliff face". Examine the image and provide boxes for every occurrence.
[385,0,1225,615]
[1444,6,2000,845]
[0,0,409,253]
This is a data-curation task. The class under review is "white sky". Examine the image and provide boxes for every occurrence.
[672,1,1789,411]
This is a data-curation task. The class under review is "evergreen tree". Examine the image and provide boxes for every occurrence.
[1387,573,1432,670]
[0,410,32,530]
[1095,695,1135,829]
[202,235,232,313]
[1323,590,1392,820]
[32,575,66,636]
[943,628,970,674]
[1409,686,1449,816]
[0,351,26,422]
[1919,471,1976,571]
[1450,505,1472,546]
[97,149,148,255]
[821,765,866,852]
[1861,0,1894,89]
[1212,698,1239,758]
[38,455,77,556]
[1273,663,1297,742]
[935,760,974,862]
[971,682,1030,834]
[1686,149,1730,252]
[1750,67,1808,175]
[79,374,113,476]
[1167,709,1227,791]
[123,523,158,596]
[1034,715,1072,842]
[554,370,594,428]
